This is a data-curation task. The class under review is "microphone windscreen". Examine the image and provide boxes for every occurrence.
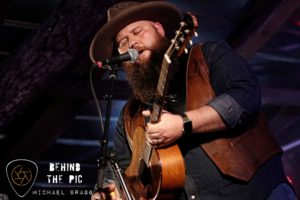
[128,49,139,62]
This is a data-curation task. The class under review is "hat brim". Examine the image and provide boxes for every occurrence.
[89,1,182,63]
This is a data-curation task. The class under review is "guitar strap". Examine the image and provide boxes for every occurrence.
[123,43,282,181]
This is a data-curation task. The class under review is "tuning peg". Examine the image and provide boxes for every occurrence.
[165,54,172,64]
[189,40,193,45]
[194,31,199,37]
[180,21,186,26]
[180,37,185,42]
[184,48,188,54]
[184,30,190,34]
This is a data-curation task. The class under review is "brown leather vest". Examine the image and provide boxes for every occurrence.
[123,44,282,181]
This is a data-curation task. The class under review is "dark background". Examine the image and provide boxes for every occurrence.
[0,0,300,199]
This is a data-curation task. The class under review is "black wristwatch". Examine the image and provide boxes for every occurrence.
[180,113,193,136]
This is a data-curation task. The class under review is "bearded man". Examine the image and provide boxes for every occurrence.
[90,1,296,200]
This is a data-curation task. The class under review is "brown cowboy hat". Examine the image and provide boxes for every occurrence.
[89,1,182,63]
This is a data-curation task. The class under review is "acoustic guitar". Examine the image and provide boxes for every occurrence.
[125,13,196,200]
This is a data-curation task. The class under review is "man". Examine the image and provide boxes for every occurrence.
[90,1,297,200]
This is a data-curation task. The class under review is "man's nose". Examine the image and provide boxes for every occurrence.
[129,40,138,49]
[128,34,140,49]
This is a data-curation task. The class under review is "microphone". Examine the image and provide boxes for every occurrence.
[97,49,139,67]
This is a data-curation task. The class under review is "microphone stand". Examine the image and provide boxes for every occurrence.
[97,65,118,189]
[90,58,134,199]
[95,65,133,200]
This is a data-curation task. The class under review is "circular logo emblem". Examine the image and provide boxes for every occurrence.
[11,165,32,186]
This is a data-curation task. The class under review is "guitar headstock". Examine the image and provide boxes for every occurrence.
[165,13,198,60]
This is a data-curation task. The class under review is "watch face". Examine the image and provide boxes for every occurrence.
[183,120,193,135]
[181,113,193,135]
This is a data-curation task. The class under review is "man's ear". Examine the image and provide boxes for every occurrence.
[154,22,165,37]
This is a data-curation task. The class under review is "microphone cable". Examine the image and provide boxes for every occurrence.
[89,65,104,134]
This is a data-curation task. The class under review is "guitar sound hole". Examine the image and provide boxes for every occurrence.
[138,159,152,187]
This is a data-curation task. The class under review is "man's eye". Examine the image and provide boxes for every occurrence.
[133,28,142,34]
[119,40,127,48]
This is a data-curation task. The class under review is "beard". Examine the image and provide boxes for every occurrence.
[122,37,174,104]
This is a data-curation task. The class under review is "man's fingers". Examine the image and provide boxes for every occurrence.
[92,192,101,200]
[105,184,115,192]
[91,184,118,200]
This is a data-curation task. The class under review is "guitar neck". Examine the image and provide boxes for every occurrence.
[149,52,174,123]
[145,54,173,167]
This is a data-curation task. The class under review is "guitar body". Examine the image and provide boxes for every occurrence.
[125,126,185,200]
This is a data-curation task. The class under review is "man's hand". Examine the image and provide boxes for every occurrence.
[91,184,121,200]
[142,110,183,147]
